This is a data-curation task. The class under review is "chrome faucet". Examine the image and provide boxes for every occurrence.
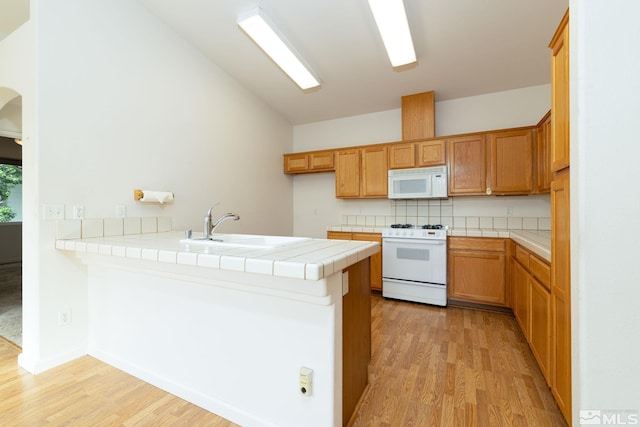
[204,204,220,239]
[204,206,240,239]
[211,213,240,236]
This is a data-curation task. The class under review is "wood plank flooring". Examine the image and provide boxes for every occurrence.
[0,295,566,426]
[0,343,237,426]
[349,295,567,426]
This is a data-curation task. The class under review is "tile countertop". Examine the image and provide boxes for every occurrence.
[56,231,380,281]
[327,226,551,263]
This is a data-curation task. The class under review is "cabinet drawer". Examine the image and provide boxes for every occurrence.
[529,255,551,290]
[448,237,506,252]
[515,245,530,268]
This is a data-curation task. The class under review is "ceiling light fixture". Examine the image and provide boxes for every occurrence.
[14,138,22,146]
[368,0,416,67]
[238,8,320,90]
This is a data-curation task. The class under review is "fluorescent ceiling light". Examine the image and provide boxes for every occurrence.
[368,0,416,67]
[238,8,320,90]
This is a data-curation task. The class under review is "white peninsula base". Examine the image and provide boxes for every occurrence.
[86,255,343,427]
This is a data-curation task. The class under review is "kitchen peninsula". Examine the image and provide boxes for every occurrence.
[56,230,379,427]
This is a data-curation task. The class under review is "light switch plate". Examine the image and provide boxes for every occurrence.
[43,204,65,220]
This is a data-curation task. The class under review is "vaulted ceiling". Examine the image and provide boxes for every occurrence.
[1,1,568,125]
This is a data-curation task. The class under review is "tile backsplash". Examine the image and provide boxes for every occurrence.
[340,198,550,231]
[56,216,172,240]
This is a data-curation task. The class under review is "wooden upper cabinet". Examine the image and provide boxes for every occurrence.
[448,135,487,195]
[535,112,552,193]
[550,11,570,172]
[335,149,361,197]
[361,146,388,197]
[417,139,446,166]
[335,146,388,198]
[283,150,334,174]
[388,143,416,169]
[448,130,534,196]
[487,129,534,194]
[283,153,309,173]
[402,91,435,140]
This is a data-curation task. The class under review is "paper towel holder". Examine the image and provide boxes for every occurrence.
[133,189,175,202]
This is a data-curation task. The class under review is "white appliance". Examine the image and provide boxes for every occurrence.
[387,166,448,199]
[382,224,448,306]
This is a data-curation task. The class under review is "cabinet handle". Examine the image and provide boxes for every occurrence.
[486,187,492,195]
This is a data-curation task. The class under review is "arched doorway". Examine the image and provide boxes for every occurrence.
[0,89,23,348]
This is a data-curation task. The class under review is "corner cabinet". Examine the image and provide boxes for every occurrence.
[335,146,388,198]
[327,231,382,292]
[535,111,552,193]
[448,237,508,306]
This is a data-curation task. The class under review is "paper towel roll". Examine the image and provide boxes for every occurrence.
[139,190,174,204]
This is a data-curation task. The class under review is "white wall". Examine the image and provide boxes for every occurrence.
[292,85,551,238]
[571,0,640,420]
[3,0,294,372]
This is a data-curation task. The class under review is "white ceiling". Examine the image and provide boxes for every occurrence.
[137,0,568,124]
[0,0,568,125]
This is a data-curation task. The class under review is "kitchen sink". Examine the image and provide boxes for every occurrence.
[181,234,310,249]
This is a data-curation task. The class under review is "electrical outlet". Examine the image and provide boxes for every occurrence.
[300,367,313,396]
[58,308,72,326]
[43,204,65,220]
[73,205,84,220]
[506,208,513,217]
[116,205,126,218]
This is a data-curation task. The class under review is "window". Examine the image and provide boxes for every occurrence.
[0,160,22,222]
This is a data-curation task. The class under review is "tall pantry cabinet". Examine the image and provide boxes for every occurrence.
[549,10,571,426]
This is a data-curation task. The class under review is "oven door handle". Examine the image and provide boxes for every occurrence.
[382,238,446,245]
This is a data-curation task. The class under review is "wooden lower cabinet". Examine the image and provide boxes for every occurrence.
[530,275,551,382]
[327,231,382,292]
[512,260,530,338]
[511,243,552,384]
[448,237,507,306]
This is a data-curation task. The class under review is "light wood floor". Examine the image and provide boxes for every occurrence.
[349,295,567,426]
[0,295,566,426]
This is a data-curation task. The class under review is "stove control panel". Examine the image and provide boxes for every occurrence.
[382,228,448,240]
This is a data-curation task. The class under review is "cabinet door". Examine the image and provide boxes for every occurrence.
[550,13,570,172]
[513,260,530,338]
[447,135,487,195]
[551,168,571,421]
[361,146,388,197]
[536,114,552,193]
[416,139,446,167]
[283,153,309,173]
[402,91,435,140]
[388,143,416,169]
[530,276,551,383]
[309,151,334,171]
[352,233,382,292]
[487,129,533,194]
[448,249,506,305]
[335,149,361,198]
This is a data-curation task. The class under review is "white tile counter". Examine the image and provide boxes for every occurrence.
[326,225,550,262]
[508,230,551,262]
[56,231,379,281]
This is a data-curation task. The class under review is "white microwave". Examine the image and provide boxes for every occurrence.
[388,166,448,199]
